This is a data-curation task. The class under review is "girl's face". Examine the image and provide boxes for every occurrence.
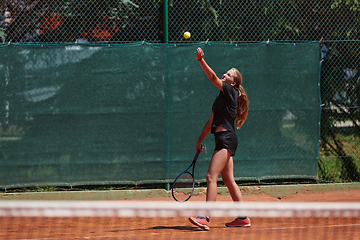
[221,69,236,86]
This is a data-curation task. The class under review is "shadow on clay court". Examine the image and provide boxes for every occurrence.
[151,226,202,232]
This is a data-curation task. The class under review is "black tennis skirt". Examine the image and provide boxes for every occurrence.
[214,130,238,156]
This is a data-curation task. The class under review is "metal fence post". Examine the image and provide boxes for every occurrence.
[163,0,168,44]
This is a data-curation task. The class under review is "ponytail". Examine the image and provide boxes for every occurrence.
[235,85,249,129]
[232,68,249,129]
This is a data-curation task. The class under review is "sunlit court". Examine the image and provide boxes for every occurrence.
[1,190,360,239]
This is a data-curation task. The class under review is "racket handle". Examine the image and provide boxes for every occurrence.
[194,145,203,161]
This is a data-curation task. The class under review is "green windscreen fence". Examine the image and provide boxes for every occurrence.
[0,42,320,189]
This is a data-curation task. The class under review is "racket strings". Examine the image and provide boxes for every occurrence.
[172,172,195,202]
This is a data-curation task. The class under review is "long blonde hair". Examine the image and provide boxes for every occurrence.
[232,68,249,129]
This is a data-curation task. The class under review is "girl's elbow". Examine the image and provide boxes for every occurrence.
[209,74,218,82]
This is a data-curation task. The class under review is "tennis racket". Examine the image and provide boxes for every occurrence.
[171,146,202,202]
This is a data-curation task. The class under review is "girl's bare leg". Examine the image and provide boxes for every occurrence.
[206,149,232,202]
[221,156,243,202]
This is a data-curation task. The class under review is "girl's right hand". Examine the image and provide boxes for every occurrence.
[196,142,203,153]
[195,47,204,61]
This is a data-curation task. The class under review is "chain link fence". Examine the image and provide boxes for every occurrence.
[1,0,359,183]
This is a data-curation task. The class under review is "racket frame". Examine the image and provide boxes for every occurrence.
[171,148,201,202]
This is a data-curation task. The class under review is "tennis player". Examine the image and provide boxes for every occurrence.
[189,47,250,230]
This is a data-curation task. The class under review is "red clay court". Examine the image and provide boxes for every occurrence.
[1,189,360,239]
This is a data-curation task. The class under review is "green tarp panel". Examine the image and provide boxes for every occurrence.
[0,42,320,188]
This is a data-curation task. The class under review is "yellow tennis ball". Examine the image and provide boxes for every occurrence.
[184,31,191,39]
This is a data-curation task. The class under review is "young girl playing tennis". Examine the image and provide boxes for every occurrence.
[189,47,250,231]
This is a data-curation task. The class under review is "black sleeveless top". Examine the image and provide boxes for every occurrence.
[211,83,238,134]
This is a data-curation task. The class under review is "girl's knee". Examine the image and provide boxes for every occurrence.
[206,173,218,184]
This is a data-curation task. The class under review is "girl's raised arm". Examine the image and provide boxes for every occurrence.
[195,48,222,91]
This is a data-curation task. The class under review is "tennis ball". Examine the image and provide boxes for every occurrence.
[184,31,191,39]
